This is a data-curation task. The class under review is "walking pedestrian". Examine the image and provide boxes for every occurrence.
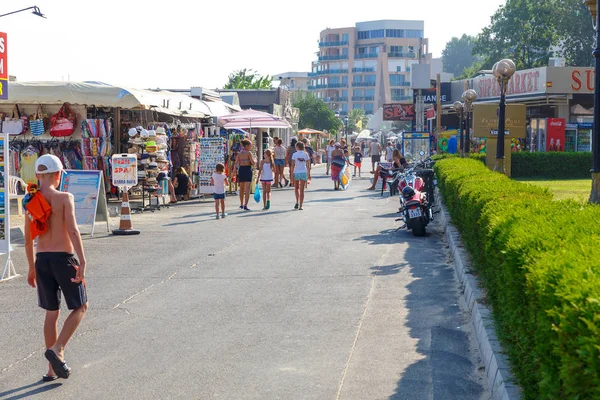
[286,137,298,188]
[211,163,228,219]
[234,139,255,211]
[325,139,335,175]
[24,155,88,381]
[257,149,275,210]
[330,143,347,191]
[386,142,394,162]
[353,145,364,178]
[369,140,382,172]
[274,139,288,188]
[291,141,311,210]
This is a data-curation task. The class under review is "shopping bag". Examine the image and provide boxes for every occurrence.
[1,105,25,135]
[254,184,261,203]
[30,105,45,136]
[50,103,76,137]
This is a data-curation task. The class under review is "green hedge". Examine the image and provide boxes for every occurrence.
[470,153,486,164]
[435,158,600,400]
[512,152,592,179]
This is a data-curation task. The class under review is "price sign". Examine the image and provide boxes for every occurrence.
[111,154,138,187]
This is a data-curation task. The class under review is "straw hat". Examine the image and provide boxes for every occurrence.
[128,128,138,137]
[156,127,166,135]
[148,130,156,138]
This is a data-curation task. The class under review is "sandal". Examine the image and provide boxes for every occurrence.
[42,374,58,382]
[44,350,71,379]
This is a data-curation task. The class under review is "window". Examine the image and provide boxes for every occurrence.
[389,74,406,86]
[358,31,369,40]
[364,103,374,114]
[408,46,415,53]
[342,90,348,98]
[390,46,403,54]
[369,46,379,54]
[406,29,424,38]
[353,104,363,110]
[342,103,348,112]
[330,77,340,84]
[386,29,404,38]
[342,76,348,84]
[391,89,406,101]
[353,89,363,97]
[353,76,363,83]
[358,47,367,54]
[342,33,349,42]
[358,29,384,40]
[371,29,384,39]
[364,89,375,98]
[364,74,376,83]
[342,47,348,56]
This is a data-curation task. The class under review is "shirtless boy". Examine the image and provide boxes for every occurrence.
[24,155,88,381]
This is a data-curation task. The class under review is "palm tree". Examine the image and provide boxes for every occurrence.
[349,108,370,131]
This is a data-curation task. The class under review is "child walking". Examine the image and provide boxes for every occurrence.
[211,163,228,219]
[353,146,363,178]
[256,149,274,210]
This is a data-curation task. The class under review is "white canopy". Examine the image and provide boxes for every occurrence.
[0,81,231,118]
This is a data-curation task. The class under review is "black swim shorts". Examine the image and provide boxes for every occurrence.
[35,252,87,311]
[372,155,381,163]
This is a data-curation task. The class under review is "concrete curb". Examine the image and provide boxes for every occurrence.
[436,191,521,400]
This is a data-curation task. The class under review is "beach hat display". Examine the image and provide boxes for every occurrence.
[140,129,150,139]
[127,147,137,154]
[148,130,156,138]
[148,162,158,170]
[157,155,168,163]
[128,128,138,137]
[156,127,166,135]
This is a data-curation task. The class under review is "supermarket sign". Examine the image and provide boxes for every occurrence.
[0,32,7,100]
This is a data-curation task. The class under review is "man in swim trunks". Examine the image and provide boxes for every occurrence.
[25,154,88,381]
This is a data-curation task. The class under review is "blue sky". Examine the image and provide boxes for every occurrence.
[0,0,504,89]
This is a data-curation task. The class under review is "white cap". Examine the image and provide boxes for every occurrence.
[35,154,63,174]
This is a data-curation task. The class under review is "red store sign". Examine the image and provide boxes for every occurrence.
[473,68,543,99]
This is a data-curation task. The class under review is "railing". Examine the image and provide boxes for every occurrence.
[352,96,375,102]
[319,40,349,47]
[324,97,349,103]
[355,53,379,59]
[391,96,413,101]
[352,68,375,73]
[388,52,417,58]
[364,96,375,101]
[352,81,376,87]
[317,69,348,75]
[308,72,317,77]
[328,83,348,88]
[390,82,411,87]
[318,55,348,61]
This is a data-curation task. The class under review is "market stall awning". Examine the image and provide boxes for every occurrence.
[298,128,326,135]
[0,81,211,118]
[218,109,291,129]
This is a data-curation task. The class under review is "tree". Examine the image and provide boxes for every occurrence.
[223,69,273,89]
[294,93,341,133]
[554,0,594,67]
[442,34,478,77]
[349,108,369,132]
[473,0,557,70]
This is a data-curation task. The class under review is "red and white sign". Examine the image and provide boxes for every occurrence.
[546,67,598,94]
[469,67,546,99]
[0,32,7,100]
[547,118,566,152]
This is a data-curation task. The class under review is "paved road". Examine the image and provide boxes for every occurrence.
[0,165,490,400]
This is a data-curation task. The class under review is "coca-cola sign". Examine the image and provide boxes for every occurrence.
[548,119,564,128]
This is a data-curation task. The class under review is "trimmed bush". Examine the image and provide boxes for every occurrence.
[436,158,600,400]
[512,152,592,179]
[470,153,486,164]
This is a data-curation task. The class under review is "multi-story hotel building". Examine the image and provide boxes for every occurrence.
[308,20,432,115]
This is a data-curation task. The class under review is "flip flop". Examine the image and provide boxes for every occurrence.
[42,374,58,382]
[44,349,71,379]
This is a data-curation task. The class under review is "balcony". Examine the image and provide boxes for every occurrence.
[352,81,376,87]
[352,96,376,102]
[308,72,317,77]
[391,96,413,102]
[319,40,349,47]
[318,55,348,61]
[388,52,417,59]
[355,53,379,59]
[390,82,411,87]
[324,97,349,103]
[328,83,348,88]
[352,68,375,73]
[317,69,348,75]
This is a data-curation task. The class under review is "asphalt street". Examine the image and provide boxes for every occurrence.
[0,164,490,400]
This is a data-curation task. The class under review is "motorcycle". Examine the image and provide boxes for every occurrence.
[395,151,435,237]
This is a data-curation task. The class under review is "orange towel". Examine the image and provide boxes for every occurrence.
[24,184,52,240]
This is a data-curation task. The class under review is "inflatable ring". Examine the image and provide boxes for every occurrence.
[438,137,449,153]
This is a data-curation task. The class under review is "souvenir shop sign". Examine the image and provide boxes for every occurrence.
[60,170,109,237]
[0,32,7,100]
[111,154,137,187]
[198,138,225,195]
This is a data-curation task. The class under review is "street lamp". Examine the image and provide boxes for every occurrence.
[453,101,465,155]
[462,89,478,157]
[0,5,46,18]
[583,0,600,203]
[492,58,516,174]
[343,115,349,144]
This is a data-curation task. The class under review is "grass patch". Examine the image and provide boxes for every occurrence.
[517,179,591,202]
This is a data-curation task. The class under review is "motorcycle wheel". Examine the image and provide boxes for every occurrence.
[411,218,426,237]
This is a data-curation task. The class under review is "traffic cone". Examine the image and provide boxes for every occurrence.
[112,191,140,235]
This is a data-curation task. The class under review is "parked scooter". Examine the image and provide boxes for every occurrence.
[395,151,435,236]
